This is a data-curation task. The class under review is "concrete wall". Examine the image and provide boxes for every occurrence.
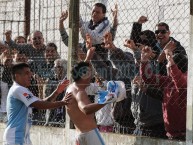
[0,123,185,145]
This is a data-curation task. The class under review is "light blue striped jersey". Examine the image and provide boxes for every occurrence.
[3,82,39,145]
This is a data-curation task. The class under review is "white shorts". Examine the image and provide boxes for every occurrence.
[76,128,105,145]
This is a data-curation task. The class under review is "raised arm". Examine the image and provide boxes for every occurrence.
[84,33,96,63]
[103,32,128,60]
[4,30,30,51]
[164,44,187,88]
[59,11,69,46]
[130,16,148,43]
[30,92,72,109]
[30,79,71,109]
[110,3,118,41]
[43,79,70,102]
[140,46,169,87]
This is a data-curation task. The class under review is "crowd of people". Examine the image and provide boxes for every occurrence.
[0,2,188,145]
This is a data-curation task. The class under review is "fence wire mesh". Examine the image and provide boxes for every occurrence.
[0,0,190,141]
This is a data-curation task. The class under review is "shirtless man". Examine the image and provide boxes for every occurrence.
[65,47,108,145]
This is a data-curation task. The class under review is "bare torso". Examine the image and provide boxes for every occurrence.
[65,83,97,133]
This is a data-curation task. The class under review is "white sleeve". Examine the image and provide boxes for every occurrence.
[80,19,111,44]
[14,87,40,107]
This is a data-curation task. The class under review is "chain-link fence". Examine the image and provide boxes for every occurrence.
[0,0,190,142]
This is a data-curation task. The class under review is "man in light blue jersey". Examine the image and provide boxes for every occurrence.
[3,62,72,145]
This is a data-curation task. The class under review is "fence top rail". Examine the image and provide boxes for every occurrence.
[0,20,25,22]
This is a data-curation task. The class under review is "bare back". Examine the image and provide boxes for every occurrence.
[65,83,97,133]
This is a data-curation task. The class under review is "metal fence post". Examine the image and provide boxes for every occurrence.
[65,0,79,144]
[24,0,31,39]
[186,1,193,144]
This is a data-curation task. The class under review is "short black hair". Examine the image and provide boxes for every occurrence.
[71,61,90,82]
[46,42,57,50]
[11,62,30,80]
[94,3,106,13]
[157,22,170,31]
[173,53,188,73]
[140,30,157,47]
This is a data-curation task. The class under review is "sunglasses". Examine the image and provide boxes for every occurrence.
[155,30,168,35]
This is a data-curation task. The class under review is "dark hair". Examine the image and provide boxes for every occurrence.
[46,42,57,50]
[71,61,90,81]
[140,30,157,47]
[11,62,30,80]
[173,53,188,73]
[94,3,106,13]
[32,30,43,37]
[141,30,156,40]
[157,22,170,31]
[14,36,26,43]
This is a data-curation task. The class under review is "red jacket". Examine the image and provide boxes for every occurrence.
[140,62,187,137]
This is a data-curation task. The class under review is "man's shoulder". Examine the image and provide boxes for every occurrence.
[10,83,28,93]
[170,37,183,47]
[67,84,85,92]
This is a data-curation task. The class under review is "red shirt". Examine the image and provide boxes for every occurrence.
[140,63,187,137]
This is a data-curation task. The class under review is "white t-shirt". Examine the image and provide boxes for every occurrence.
[3,82,39,145]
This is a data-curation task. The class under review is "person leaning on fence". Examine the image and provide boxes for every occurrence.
[124,39,166,138]
[59,3,118,47]
[0,50,13,89]
[129,16,160,63]
[4,30,46,60]
[59,3,118,80]
[140,41,187,140]
[85,33,118,81]
[101,32,136,133]
[28,42,61,101]
[79,3,115,80]
[4,30,52,91]
[3,62,72,145]
[33,42,60,81]
[44,59,68,126]
[155,22,187,75]
[131,76,166,138]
